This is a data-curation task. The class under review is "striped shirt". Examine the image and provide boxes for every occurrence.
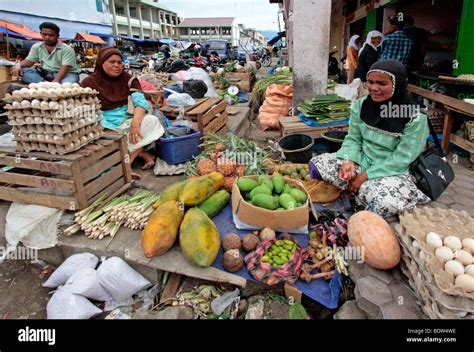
[379,30,413,66]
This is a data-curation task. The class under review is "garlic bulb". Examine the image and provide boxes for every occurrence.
[444,236,462,251]
[462,238,474,254]
[435,246,454,262]
[466,265,474,277]
[454,274,474,292]
[426,232,443,248]
[454,250,473,266]
[445,260,465,277]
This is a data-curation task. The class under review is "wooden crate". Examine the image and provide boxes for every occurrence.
[225,71,255,92]
[0,67,12,83]
[279,116,348,139]
[0,134,132,211]
[187,97,228,136]
[159,98,208,119]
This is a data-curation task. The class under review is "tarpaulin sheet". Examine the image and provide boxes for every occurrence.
[211,203,342,309]
[299,112,349,127]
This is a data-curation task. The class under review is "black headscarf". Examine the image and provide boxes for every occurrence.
[361,60,418,136]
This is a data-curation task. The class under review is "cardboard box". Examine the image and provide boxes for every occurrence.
[0,66,12,83]
[231,175,309,231]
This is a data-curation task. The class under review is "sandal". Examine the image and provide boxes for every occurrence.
[141,160,155,170]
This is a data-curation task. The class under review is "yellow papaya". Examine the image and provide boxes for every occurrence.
[153,180,189,208]
[179,172,224,206]
[179,207,220,267]
[141,200,185,257]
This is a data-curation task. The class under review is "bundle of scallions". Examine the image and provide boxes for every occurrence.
[64,190,159,243]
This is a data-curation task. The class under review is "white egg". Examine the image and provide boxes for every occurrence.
[465,265,474,277]
[444,236,462,251]
[435,246,454,262]
[445,260,465,277]
[412,240,420,248]
[426,232,443,248]
[454,274,474,292]
[454,250,473,266]
[462,238,474,254]
[419,251,426,260]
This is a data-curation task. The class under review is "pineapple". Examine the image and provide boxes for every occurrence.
[235,164,245,177]
[214,142,227,153]
[209,151,220,162]
[197,158,217,175]
[223,177,236,191]
[216,157,235,176]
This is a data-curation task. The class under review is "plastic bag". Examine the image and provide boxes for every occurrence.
[97,257,151,302]
[183,79,208,98]
[63,268,113,302]
[43,253,99,288]
[116,114,164,153]
[335,78,361,104]
[47,289,102,319]
[171,68,218,97]
[166,91,196,107]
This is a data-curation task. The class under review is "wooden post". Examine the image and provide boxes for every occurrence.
[441,109,454,153]
[117,135,132,184]
[70,163,88,211]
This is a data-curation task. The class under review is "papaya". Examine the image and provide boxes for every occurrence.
[141,200,185,257]
[179,208,220,267]
[258,175,273,191]
[153,180,189,208]
[198,190,230,218]
[279,193,298,209]
[237,178,259,192]
[272,174,285,194]
[179,172,224,206]
[283,184,292,194]
[251,194,279,210]
[249,184,272,199]
[290,188,308,203]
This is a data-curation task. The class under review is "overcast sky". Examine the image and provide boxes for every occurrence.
[159,0,281,31]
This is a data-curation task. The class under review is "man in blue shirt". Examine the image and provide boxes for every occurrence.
[379,16,413,67]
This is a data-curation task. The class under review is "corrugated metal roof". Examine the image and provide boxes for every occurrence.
[178,17,235,27]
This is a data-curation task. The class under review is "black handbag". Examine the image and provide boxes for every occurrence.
[410,118,455,200]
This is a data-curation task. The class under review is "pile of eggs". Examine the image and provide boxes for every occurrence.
[425,232,474,292]
[4,82,102,154]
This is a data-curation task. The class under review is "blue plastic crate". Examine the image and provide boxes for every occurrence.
[156,129,200,165]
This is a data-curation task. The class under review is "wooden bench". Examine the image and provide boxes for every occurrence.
[0,134,132,210]
[279,116,348,138]
[408,84,474,154]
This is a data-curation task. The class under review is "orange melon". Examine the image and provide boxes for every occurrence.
[348,211,401,270]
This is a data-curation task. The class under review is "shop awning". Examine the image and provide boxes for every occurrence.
[0,20,42,40]
[89,32,146,43]
[158,38,176,45]
[74,33,106,44]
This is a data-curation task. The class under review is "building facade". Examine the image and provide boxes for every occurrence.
[110,0,179,39]
[178,17,240,47]
[0,0,112,38]
[239,24,265,48]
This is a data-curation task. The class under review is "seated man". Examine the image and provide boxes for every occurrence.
[13,22,80,84]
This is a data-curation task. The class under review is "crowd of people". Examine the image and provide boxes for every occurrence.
[344,15,426,84]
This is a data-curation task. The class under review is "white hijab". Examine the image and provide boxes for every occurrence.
[359,30,384,56]
[348,35,360,50]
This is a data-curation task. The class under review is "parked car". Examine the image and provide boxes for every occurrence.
[205,39,237,62]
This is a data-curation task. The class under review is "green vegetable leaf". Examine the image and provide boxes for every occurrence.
[289,303,309,320]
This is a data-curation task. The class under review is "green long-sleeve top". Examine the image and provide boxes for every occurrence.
[335,96,429,180]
